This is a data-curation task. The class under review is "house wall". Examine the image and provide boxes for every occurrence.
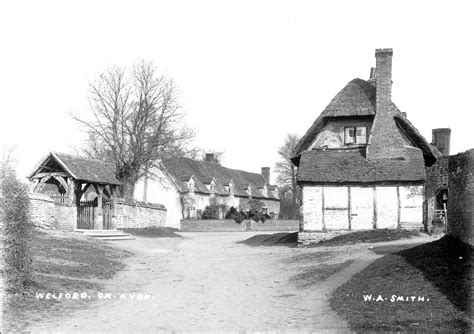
[447,149,473,244]
[134,171,181,228]
[301,184,423,233]
[114,199,166,229]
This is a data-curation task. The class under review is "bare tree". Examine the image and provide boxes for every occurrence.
[274,134,300,207]
[73,60,195,198]
[0,145,17,179]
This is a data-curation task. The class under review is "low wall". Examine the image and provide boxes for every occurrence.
[180,219,246,232]
[180,219,299,232]
[447,149,474,244]
[114,198,167,229]
[250,220,300,231]
[29,192,77,231]
[29,192,56,229]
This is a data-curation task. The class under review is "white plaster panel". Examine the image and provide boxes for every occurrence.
[302,186,323,230]
[375,186,399,229]
[324,186,349,209]
[350,187,374,230]
[324,209,349,229]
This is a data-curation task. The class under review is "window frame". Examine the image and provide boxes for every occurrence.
[344,126,368,146]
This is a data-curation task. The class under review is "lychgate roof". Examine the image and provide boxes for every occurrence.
[29,152,121,185]
[161,157,279,200]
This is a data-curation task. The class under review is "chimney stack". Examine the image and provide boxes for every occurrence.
[368,67,376,83]
[205,153,215,163]
[432,128,451,156]
[261,167,270,184]
[367,48,407,160]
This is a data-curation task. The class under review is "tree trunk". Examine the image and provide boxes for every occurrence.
[121,180,136,200]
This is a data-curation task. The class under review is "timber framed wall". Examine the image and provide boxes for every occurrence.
[301,184,424,232]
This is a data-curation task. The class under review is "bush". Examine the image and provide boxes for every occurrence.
[225,206,246,224]
[1,171,34,292]
[201,205,219,219]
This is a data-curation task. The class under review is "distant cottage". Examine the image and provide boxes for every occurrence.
[291,48,441,244]
[134,154,280,228]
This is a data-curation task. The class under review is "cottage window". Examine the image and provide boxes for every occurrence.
[344,126,367,145]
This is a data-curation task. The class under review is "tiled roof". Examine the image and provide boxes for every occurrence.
[161,157,279,200]
[297,147,426,184]
[292,78,438,166]
[29,152,121,185]
[53,153,121,185]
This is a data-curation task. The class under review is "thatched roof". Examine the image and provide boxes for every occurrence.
[297,147,426,184]
[291,78,438,166]
[161,157,279,200]
[29,152,121,185]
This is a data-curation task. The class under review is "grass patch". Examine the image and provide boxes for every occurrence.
[310,229,421,247]
[330,235,472,333]
[3,230,132,332]
[291,260,354,288]
[121,226,182,238]
[237,232,298,247]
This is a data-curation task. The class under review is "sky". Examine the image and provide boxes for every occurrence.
[1,0,473,183]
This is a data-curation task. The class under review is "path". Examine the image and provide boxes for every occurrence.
[29,232,433,333]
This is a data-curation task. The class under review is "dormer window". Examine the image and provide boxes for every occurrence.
[344,126,367,146]
[229,182,234,195]
[188,177,195,191]
[209,179,216,193]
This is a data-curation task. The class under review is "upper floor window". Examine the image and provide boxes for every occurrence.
[344,126,367,146]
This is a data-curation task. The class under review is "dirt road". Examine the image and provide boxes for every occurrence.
[29,232,430,333]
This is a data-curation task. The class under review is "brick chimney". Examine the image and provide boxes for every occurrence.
[367,48,407,160]
[261,167,270,184]
[432,128,451,156]
[205,153,215,163]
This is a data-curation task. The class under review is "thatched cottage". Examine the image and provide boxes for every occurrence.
[134,154,280,228]
[291,48,440,243]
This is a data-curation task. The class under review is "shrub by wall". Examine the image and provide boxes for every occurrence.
[0,172,33,292]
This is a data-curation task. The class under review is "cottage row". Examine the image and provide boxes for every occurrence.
[28,48,452,238]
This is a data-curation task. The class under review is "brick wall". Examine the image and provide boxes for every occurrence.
[447,149,474,244]
[114,199,167,229]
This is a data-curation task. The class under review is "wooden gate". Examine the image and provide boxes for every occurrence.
[77,200,96,229]
[102,199,113,230]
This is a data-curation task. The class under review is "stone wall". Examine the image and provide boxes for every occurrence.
[54,204,76,231]
[29,192,56,229]
[250,220,299,231]
[114,199,167,229]
[447,149,474,244]
[424,156,449,231]
[29,192,76,231]
[180,219,246,232]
